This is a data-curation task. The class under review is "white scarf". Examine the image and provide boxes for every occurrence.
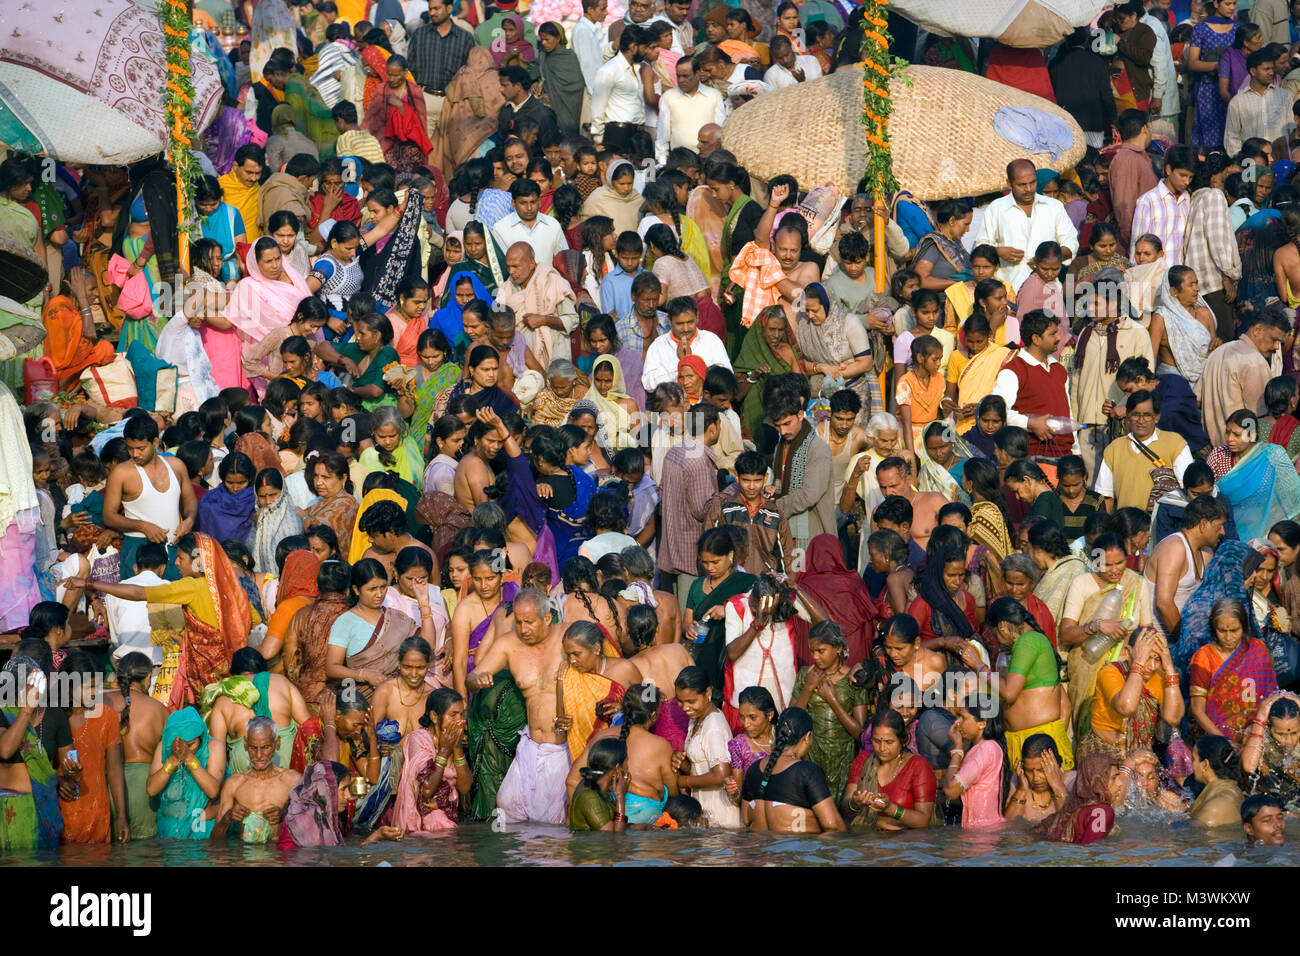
[1154,271,1211,386]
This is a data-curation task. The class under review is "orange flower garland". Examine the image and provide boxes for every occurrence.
[160,0,196,272]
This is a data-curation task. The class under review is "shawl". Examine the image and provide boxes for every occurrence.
[359,435,426,487]
[1203,638,1279,743]
[589,354,635,449]
[293,591,350,708]
[366,79,434,159]
[393,727,459,832]
[432,268,492,338]
[1216,442,1300,544]
[1153,270,1211,384]
[283,761,344,846]
[729,241,785,329]
[250,0,296,85]
[157,707,214,839]
[304,492,359,558]
[1072,321,1120,375]
[772,418,815,544]
[539,45,585,136]
[1065,570,1145,737]
[363,193,424,308]
[1175,539,1261,675]
[362,45,391,113]
[795,534,876,666]
[734,317,798,437]
[472,188,515,233]
[169,533,252,710]
[1037,753,1117,842]
[677,354,707,402]
[494,263,576,370]
[560,667,626,760]
[226,246,314,341]
[206,107,255,176]
[531,387,579,427]
[1124,256,1166,320]
[580,181,644,236]
[252,489,305,573]
[196,484,255,543]
[234,432,284,476]
[492,15,536,67]
[1034,554,1090,626]
[441,47,505,170]
[311,40,360,108]
[914,231,971,278]
[969,500,1013,562]
[347,488,408,563]
[156,307,220,406]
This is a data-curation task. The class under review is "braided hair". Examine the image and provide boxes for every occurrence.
[562,556,627,651]
[115,652,154,732]
[759,707,814,794]
[619,683,661,743]
[576,738,628,794]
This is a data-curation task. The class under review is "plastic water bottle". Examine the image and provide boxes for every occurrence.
[1081,589,1125,663]
[1046,416,1084,435]
[693,620,710,644]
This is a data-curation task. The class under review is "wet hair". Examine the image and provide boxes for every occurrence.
[1264,376,1298,419]
[1242,792,1285,825]
[397,636,432,666]
[585,491,626,535]
[1181,493,1229,530]
[114,652,154,732]
[231,646,269,675]
[873,495,913,528]
[867,528,909,566]
[808,619,849,659]
[758,707,814,794]
[619,683,661,739]
[577,737,628,794]
[1195,734,1238,780]
[394,546,434,578]
[986,595,1047,635]
[626,604,659,651]
[562,556,626,649]
[917,546,973,640]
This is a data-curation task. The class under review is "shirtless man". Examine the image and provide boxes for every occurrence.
[207,649,311,779]
[617,545,681,646]
[876,456,945,552]
[468,588,571,824]
[453,417,506,512]
[103,414,198,579]
[1144,494,1227,636]
[754,183,821,313]
[564,682,679,826]
[210,718,302,844]
[817,391,868,505]
[358,500,437,578]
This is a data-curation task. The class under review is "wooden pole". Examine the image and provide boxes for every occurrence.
[873,190,886,295]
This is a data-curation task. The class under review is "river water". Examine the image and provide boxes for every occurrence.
[2,815,1293,866]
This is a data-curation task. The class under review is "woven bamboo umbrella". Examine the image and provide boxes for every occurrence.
[892,0,1112,48]
[720,65,1087,201]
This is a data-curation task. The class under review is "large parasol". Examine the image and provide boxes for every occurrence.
[721,65,1086,201]
[0,0,223,164]
[891,0,1112,47]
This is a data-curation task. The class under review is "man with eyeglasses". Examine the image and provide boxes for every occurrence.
[1093,388,1194,513]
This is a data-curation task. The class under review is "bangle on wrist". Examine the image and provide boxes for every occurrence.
[949,748,964,760]
[893,804,905,821]
[434,756,449,767]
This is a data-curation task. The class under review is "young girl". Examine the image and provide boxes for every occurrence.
[791,621,870,799]
[299,381,331,424]
[567,404,609,475]
[196,452,256,544]
[307,220,365,320]
[358,405,425,486]
[1113,507,1152,574]
[673,666,739,828]
[423,414,467,496]
[329,388,364,423]
[942,691,1010,829]
[944,244,1009,330]
[440,545,472,620]
[724,685,777,820]
[1015,241,1068,355]
[261,378,301,448]
[895,335,944,454]
[232,405,283,476]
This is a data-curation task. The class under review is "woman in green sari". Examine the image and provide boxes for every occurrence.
[466,671,528,821]
[682,528,758,696]
[442,221,505,302]
[733,305,803,439]
[791,621,870,798]
[284,73,339,157]
[0,655,63,850]
[332,309,401,411]
[148,707,221,839]
[397,328,461,451]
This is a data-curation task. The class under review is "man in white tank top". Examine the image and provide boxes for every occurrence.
[102,414,198,580]
[1143,495,1228,637]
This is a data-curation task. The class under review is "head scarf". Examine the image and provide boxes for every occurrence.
[197,483,255,543]
[252,485,305,574]
[493,14,537,66]
[271,102,297,133]
[362,44,391,111]
[1035,169,1060,194]
[205,107,254,176]
[795,534,877,665]
[1037,753,1117,842]
[1150,266,1211,385]
[718,39,759,62]
[347,488,408,563]
[279,550,322,602]
[443,47,505,169]
[283,760,345,847]
[605,158,635,188]
[677,354,707,400]
[226,244,314,340]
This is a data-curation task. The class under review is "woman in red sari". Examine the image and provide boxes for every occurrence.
[364,54,433,174]
[1037,754,1119,844]
[72,533,254,710]
[1189,597,1278,745]
[795,534,877,668]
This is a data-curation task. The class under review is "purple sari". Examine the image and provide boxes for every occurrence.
[468,581,519,673]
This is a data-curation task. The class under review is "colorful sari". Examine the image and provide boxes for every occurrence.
[969,500,1014,564]
[359,435,425,487]
[1175,539,1260,674]
[118,232,162,354]
[1065,569,1145,739]
[226,246,313,343]
[409,361,461,439]
[687,571,758,694]
[290,592,349,710]
[1216,442,1300,543]
[393,728,459,832]
[41,296,114,384]
[284,74,339,155]
[1077,660,1159,760]
[303,492,359,559]
[795,535,875,667]
[0,703,61,849]
[733,316,799,438]
[280,761,344,847]
[1191,638,1278,744]
[1037,754,1117,843]
[792,667,869,798]
[346,608,420,695]
[469,582,518,675]
[169,534,252,710]
[559,668,627,761]
[156,708,213,839]
[252,489,304,574]
[466,670,527,820]
[952,345,1011,434]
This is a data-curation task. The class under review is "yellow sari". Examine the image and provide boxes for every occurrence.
[680,216,712,285]
[1066,570,1145,740]
[951,344,1011,434]
[559,667,624,761]
[589,355,636,449]
[347,488,407,563]
[218,170,261,241]
[969,500,1014,563]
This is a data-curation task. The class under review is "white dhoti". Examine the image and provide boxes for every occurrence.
[496,728,570,825]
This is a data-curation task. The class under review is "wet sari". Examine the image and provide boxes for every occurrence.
[466,671,527,821]
[393,728,460,832]
[792,667,869,798]
[559,667,627,761]
[1065,570,1144,739]
[280,761,344,847]
[157,708,213,839]
[1190,638,1278,744]
[469,582,518,675]
[1077,660,1160,760]
[0,704,61,849]
[1037,754,1117,843]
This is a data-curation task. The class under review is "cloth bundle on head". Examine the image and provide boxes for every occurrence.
[719,40,760,63]
[798,184,844,256]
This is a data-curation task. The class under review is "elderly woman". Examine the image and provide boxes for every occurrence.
[795,282,874,427]
[530,358,587,427]
[1189,597,1278,745]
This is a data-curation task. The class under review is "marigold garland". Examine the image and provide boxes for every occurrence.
[159,0,196,270]
[859,0,899,198]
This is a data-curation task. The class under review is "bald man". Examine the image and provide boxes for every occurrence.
[495,241,580,367]
[973,157,1077,289]
[697,122,722,158]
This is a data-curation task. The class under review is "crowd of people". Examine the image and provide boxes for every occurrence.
[3,0,1300,854]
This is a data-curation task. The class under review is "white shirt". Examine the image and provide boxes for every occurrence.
[591,52,646,139]
[991,348,1081,453]
[1093,428,1195,500]
[572,16,614,96]
[654,84,726,163]
[1223,82,1293,156]
[642,329,732,391]
[492,210,570,267]
[105,570,169,665]
[1141,12,1178,115]
[973,192,1078,291]
[763,55,823,90]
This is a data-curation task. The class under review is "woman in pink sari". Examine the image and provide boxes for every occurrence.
[221,238,313,392]
[393,687,471,833]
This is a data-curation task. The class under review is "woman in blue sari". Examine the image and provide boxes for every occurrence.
[195,175,246,282]
[149,707,221,839]
[430,270,491,346]
[532,424,595,567]
[196,452,257,545]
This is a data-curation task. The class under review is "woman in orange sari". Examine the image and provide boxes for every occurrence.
[58,650,128,844]
[71,533,254,710]
[41,279,114,387]
[557,622,642,761]
[260,551,321,671]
